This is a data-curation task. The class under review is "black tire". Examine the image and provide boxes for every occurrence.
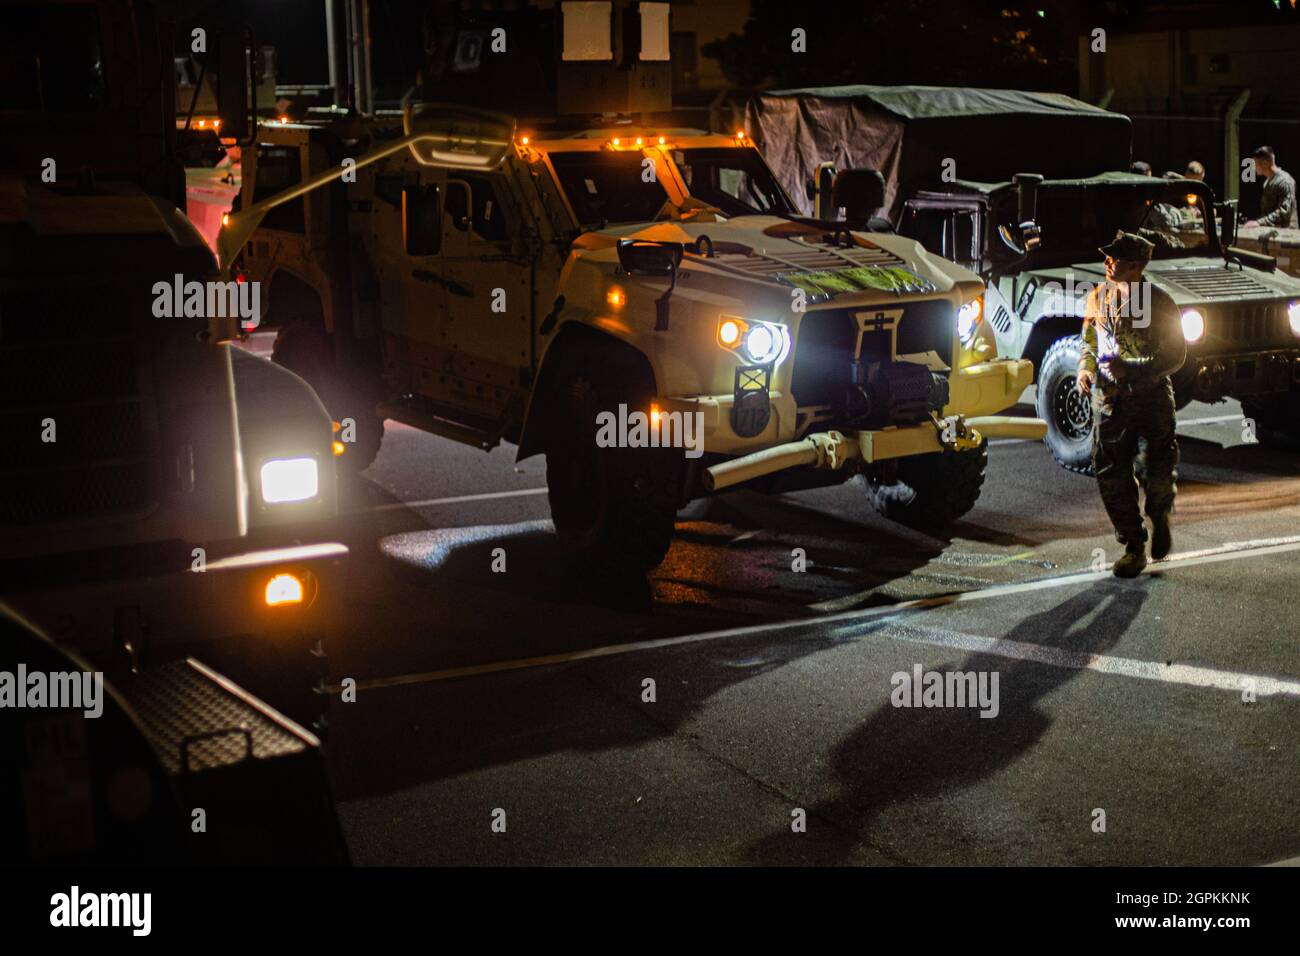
[1036,335,1095,475]
[1242,394,1300,449]
[545,375,681,571]
[271,322,385,472]
[865,439,988,529]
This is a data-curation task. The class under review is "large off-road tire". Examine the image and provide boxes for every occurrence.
[865,439,988,530]
[545,375,681,571]
[1243,393,1300,449]
[1036,335,1095,474]
[271,322,384,472]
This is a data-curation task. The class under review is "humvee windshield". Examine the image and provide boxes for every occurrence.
[1031,181,1217,264]
[671,148,794,217]
[1134,191,1212,256]
[548,151,669,226]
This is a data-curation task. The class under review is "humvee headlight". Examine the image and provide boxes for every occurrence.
[1181,309,1206,343]
[260,457,319,504]
[743,323,789,365]
[957,297,983,343]
[1288,301,1300,337]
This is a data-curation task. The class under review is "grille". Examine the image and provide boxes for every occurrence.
[1215,303,1289,345]
[791,300,954,420]
[0,285,157,527]
[713,241,905,278]
[1156,268,1274,299]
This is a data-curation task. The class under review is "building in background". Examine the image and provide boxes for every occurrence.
[1079,3,1300,218]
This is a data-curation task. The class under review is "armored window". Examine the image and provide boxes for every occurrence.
[444,175,508,242]
[548,151,669,226]
[253,146,305,233]
[403,183,441,256]
[672,148,794,217]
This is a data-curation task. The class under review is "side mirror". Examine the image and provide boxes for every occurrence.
[617,239,683,276]
[618,240,684,331]
[832,168,886,227]
[1214,199,1238,248]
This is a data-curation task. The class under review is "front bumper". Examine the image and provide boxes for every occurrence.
[1185,348,1300,401]
[2,539,347,658]
[661,357,1037,455]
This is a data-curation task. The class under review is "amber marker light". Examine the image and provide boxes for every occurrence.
[1186,193,1198,205]
[606,287,626,309]
[718,316,747,348]
[650,403,662,427]
[221,213,230,227]
[657,136,666,145]
[332,440,346,457]
[265,573,304,607]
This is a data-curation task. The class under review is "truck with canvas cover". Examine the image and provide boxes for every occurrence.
[750,86,1300,464]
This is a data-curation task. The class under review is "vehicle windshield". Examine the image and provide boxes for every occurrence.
[671,147,794,217]
[0,4,106,113]
[547,151,670,226]
[1133,187,1213,256]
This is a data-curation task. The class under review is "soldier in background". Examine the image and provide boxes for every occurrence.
[1184,160,1205,182]
[1244,146,1298,229]
[1076,232,1187,577]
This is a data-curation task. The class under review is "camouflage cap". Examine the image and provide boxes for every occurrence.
[1099,230,1155,263]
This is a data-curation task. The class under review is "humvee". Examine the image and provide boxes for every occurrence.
[899,173,1300,466]
[749,86,1300,467]
[224,109,1047,569]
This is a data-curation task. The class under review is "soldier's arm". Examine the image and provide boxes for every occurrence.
[1079,299,1100,375]
[1257,178,1296,227]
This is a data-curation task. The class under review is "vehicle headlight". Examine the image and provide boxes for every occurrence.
[1288,301,1300,337]
[717,315,789,365]
[957,297,983,344]
[1181,309,1206,343]
[260,457,319,504]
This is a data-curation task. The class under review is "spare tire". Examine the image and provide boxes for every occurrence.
[865,439,988,529]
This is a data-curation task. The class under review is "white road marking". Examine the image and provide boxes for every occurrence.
[989,414,1242,446]
[329,533,1300,693]
[362,487,548,513]
[889,621,1300,698]
[1179,414,1243,427]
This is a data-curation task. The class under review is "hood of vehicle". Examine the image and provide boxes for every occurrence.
[1142,261,1300,307]
[580,216,971,305]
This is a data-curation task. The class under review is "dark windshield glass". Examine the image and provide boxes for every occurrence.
[0,4,105,112]
[1134,189,1212,255]
[548,151,669,226]
[672,147,793,216]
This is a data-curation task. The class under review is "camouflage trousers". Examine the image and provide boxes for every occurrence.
[1092,376,1179,546]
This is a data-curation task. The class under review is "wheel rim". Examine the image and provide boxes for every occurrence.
[1053,375,1093,441]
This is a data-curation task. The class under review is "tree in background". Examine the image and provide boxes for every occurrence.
[703,0,1086,93]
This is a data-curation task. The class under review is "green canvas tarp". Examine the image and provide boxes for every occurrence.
[746,85,1132,222]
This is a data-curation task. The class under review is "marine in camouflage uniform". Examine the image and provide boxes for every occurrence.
[1078,231,1187,577]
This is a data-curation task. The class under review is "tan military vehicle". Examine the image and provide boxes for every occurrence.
[224,109,1047,569]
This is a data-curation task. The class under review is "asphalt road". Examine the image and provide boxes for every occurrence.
[308,395,1300,866]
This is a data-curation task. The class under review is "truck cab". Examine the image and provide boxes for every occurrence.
[0,0,346,677]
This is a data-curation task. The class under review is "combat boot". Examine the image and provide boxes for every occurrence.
[1112,542,1147,578]
[1150,513,1172,561]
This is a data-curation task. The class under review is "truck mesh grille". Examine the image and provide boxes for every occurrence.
[0,287,156,527]
[1157,268,1274,299]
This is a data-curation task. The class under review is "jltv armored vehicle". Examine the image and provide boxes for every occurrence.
[220,4,1043,572]
[750,86,1300,468]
